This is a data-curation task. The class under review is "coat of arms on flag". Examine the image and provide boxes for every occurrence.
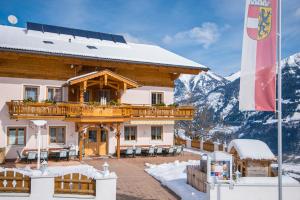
[247,0,272,40]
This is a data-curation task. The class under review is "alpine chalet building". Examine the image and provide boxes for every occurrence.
[0,22,206,160]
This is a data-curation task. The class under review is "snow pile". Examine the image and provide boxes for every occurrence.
[211,151,232,161]
[237,176,299,185]
[0,165,105,179]
[228,139,276,160]
[145,160,208,200]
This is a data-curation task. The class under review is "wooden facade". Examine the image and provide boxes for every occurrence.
[0,51,201,87]
[230,147,274,177]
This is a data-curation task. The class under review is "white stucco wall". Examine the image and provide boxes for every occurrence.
[121,86,174,105]
[208,183,300,200]
[108,124,174,154]
[0,77,176,158]
[0,77,76,159]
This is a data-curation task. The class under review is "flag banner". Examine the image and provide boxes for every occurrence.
[239,0,277,111]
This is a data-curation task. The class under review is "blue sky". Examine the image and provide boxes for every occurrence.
[0,0,299,76]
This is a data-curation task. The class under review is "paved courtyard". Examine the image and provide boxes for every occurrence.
[84,152,199,200]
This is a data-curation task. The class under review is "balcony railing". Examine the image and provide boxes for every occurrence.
[7,100,195,122]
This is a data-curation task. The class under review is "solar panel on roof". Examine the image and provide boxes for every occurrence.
[100,33,113,41]
[26,22,126,43]
[112,35,127,43]
[27,22,43,32]
[43,25,60,34]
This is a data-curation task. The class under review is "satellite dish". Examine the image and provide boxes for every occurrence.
[8,15,18,25]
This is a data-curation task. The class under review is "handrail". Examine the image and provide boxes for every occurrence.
[7,100,195,120]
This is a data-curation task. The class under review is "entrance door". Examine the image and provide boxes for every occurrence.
[99,129,107,156]
[84,128,107,156]
[85,128,98,156]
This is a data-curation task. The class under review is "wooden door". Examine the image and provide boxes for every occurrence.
[99,129,107,156]
[84,128,98,156]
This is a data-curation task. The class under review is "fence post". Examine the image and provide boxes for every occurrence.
[30,176,54,199]
[213,142,219,152]
[95,173,117,200]
[186,140,191,148]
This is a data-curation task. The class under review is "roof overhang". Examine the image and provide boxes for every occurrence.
[0,47,208,73]
[66,69,140,89]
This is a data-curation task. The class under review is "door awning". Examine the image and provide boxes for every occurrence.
[66,69,140,89]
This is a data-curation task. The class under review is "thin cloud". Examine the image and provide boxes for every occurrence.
[295,8,300,17]
[162,22,221,48]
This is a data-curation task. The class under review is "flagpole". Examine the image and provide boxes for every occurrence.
[277,0,282,199]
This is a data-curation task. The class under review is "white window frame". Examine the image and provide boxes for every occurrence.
[23,85,40,101]
[5,125,28,146]
[47,86,63,102]
[124,126,137,141]
[151,92,164,105]
[151,126,163,140]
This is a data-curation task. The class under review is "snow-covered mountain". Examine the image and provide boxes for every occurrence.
[175,52,300,156]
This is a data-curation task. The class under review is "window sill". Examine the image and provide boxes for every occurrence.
[53,193,95,199]
[7,144,26,147]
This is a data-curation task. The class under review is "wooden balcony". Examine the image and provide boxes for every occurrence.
[7,100,195,122]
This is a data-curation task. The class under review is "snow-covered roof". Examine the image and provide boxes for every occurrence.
[210,151,232,161]
[0,25,206,70]
[228,139,276,160]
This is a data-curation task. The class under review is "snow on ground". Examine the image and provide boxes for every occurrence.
[184,148,206,156]
[145,160,207,200]
[0,164,105,178]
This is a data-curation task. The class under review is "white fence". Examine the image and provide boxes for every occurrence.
[0,165,117,200]
[208,179,300,200]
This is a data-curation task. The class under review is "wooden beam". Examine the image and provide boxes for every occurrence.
[99,77,103,89]
[104,74,108,86]
[79,83,84,103]
[107,83,118,90]
[83,81,87,92]
[78,124,84,161]
[123,82,127,93]
[116,123,121,159]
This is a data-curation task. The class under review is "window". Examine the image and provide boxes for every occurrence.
[7,127,26,145]
[24,86,39,101]
[151,92,164,105]
[97,89,111,102]
[49,126,66,144]
[151,126,162,140]
[124,126,137,141]
[88,130,97,143]
[47,87,62,102]
[84,90,91,102]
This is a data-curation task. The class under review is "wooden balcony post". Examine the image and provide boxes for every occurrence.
[78,124,84,161]
[116,123,121,159]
